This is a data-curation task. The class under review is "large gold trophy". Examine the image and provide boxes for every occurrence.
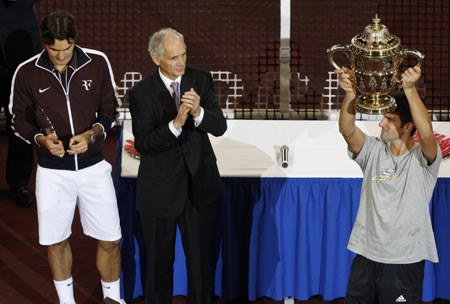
[327,15,424,114]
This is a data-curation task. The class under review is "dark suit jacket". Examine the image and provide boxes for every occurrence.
[129,67,227,218]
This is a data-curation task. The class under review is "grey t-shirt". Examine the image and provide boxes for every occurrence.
[347,135,441,264]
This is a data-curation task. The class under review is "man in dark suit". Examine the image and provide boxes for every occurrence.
[128,28,227,304]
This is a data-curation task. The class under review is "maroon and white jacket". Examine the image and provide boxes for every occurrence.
[9,45,118,170]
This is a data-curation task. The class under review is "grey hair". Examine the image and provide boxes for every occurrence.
[148,28,184,58]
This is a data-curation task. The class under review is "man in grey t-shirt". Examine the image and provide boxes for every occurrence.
[335,64,441,304]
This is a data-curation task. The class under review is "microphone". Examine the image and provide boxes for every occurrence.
[280,145,289,168]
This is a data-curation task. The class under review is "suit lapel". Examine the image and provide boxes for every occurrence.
[180,68,197,97]
[154,72,178,113]
[180,68,197,129]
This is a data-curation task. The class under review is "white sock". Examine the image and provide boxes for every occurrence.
[101,278,121,301]
[54,276,75,304]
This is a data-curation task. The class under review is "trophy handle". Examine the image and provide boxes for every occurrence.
[327,44,349,70]
[402,48,425,66]
[395,48,425,86]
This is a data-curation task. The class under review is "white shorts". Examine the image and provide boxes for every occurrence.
[36,160,122,245]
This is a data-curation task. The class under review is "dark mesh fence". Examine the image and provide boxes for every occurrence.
[33,1,450,120]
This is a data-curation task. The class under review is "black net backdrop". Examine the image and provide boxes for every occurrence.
[33,1,450,120]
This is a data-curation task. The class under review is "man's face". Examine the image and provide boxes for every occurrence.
[152,36,186,80]
[45,39,75,72]
[378,113,408,141]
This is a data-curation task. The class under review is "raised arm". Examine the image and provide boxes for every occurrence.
[336,67,366,154]
[402,65,437,163]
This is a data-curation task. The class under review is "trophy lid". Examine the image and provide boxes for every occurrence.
[351,14,401,51]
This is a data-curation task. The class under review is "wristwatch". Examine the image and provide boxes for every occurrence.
[88,130,95,144]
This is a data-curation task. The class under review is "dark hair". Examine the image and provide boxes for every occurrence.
[40,11,78,45]
[391,93,416,136]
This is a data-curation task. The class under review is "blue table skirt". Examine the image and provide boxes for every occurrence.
[114,134,450,302]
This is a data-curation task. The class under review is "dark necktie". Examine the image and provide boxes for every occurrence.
[170,81,180,110]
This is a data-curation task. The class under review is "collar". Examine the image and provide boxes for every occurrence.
[37,45,90,72]
[159,69,181,92]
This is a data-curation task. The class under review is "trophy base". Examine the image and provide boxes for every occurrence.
[354,95,397,115]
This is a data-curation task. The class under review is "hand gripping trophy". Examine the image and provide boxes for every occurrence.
[327,14,424,114]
